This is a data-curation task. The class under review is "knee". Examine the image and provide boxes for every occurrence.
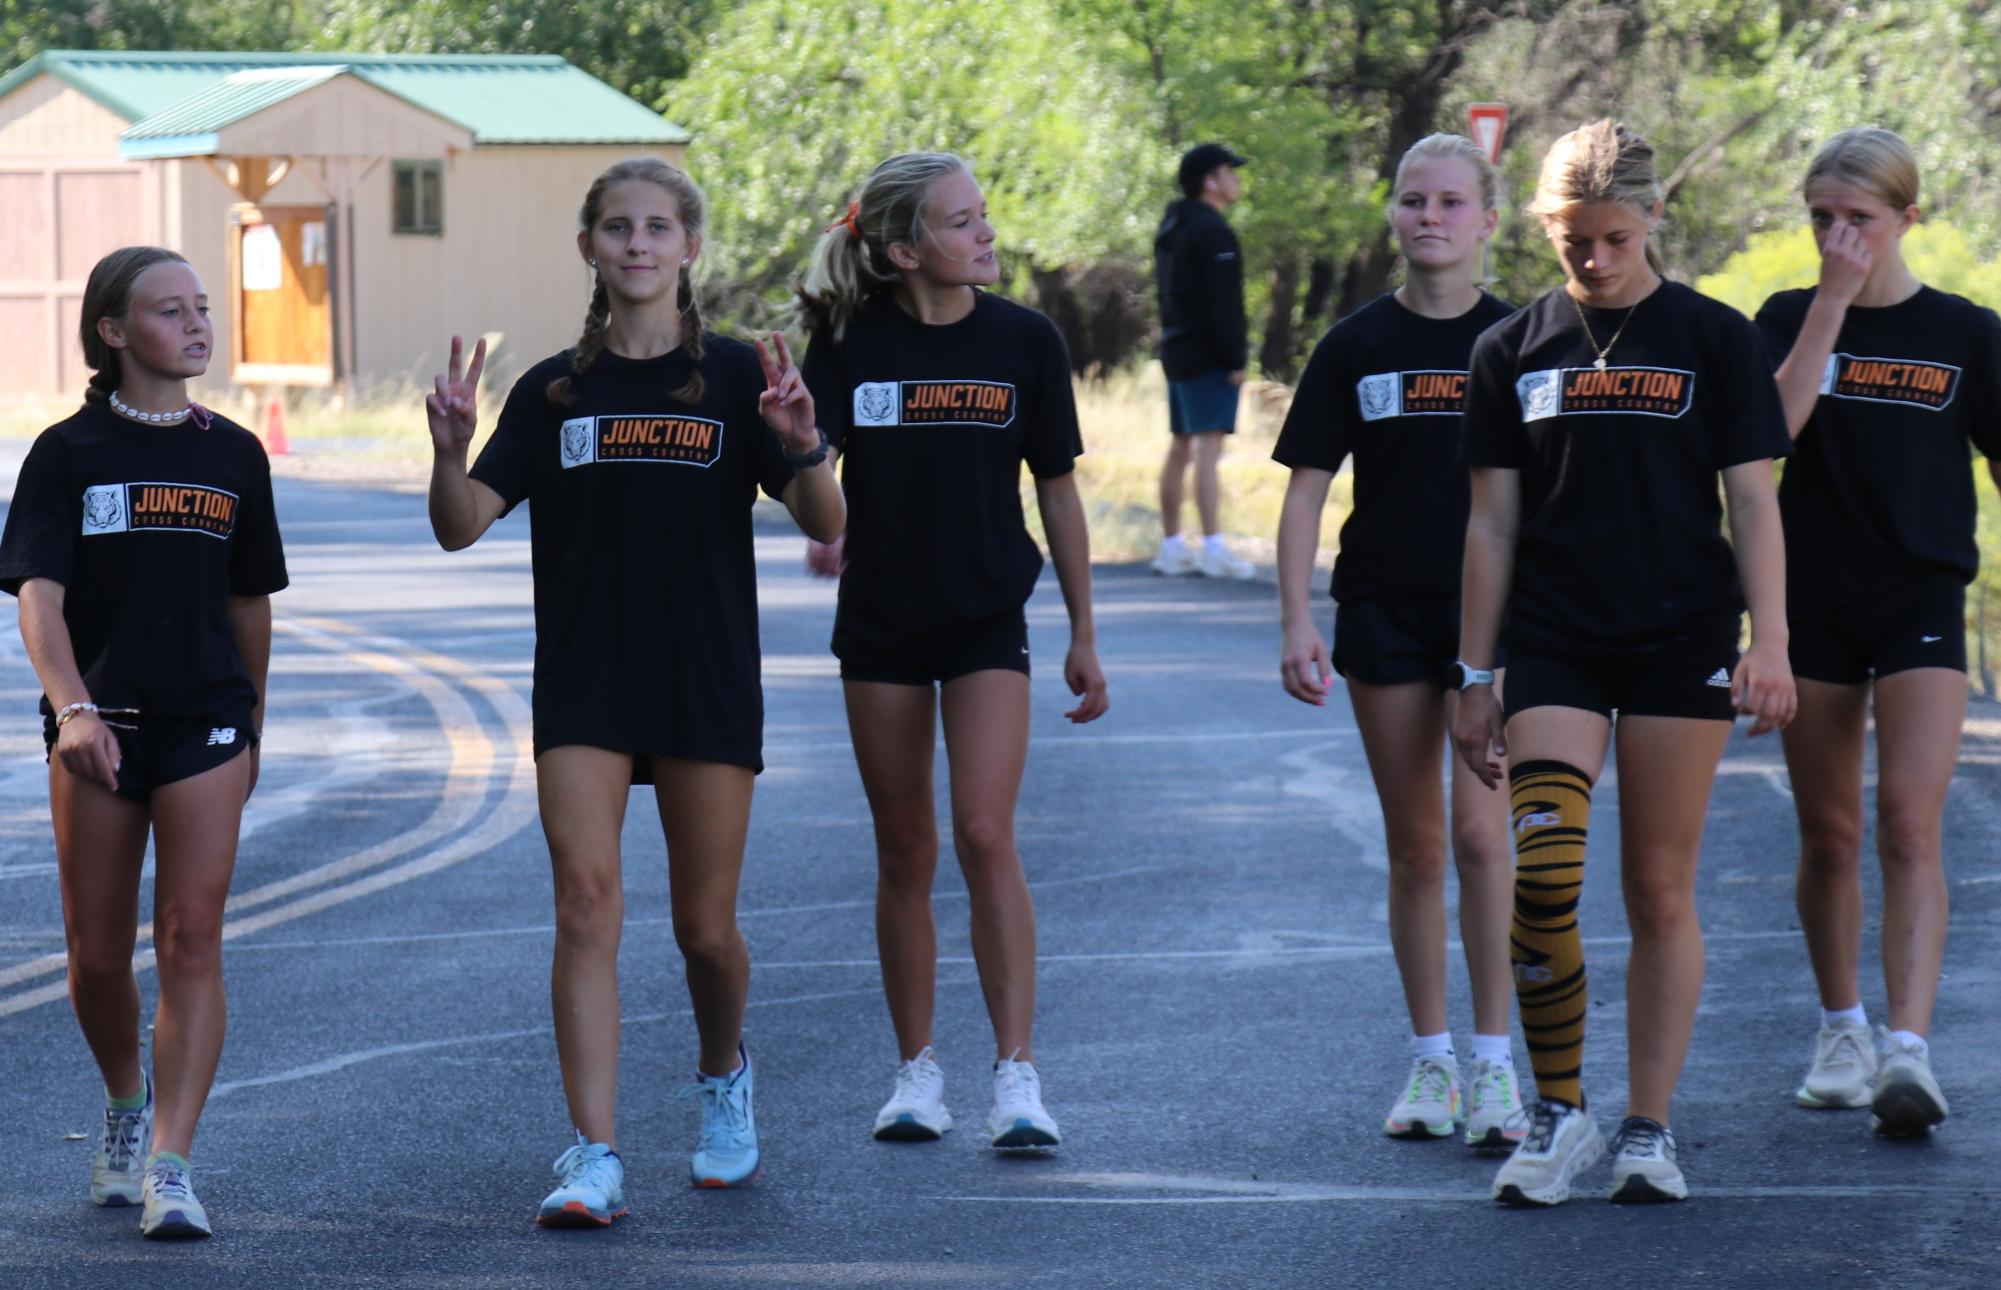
[553,870,623,944]
[876,829,939,891]
[1797,812,1862,874]
[151,909,223,980]
[1451,823,1513,874]
[952,812,1015,865]
[1623,875,1698,941]
[1877,804,1944,877]
[672,916,742,975]
[1386,840,1448,892]
[67,936,135,988]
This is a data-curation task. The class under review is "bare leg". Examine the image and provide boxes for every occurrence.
[1159,435,1192,540]
[51,763,152,1101]
[1192,430,1225,538]
[652,758,756,1076]
[1870,668,1965,1036]
[147,752,253,1157]
[940,670,1035,1062]
[1446,685,1516,1038]
[1615,715,1733,1125]
[1783,679,1870,1012]
[537,745,633,1146]
[844,680,941,1060]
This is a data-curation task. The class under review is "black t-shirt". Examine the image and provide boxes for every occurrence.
[470,338,795,772]
[802,292,1082,652]
[1273,290,1516,601]
[1459,280,1791,652]
[0,403,288,718]
[1756,285,2001,617]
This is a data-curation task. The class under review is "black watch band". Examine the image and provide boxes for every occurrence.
[783,427,830,468]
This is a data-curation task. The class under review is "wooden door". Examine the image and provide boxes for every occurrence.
[232,205,332,384]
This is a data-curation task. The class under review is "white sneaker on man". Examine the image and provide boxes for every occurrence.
[1198,542,1254,579]
[91,1076,152,1206]
[874,1046,954,1141]
[1464,1059,1526,1149]
[1491,1101,1604,1206]
[1796,1019,1877,1109]
[988,1056,1061,1148]
[1871,1030,1948,1137]
[1152,543,1200,576]
[1609,1115,1687,1202]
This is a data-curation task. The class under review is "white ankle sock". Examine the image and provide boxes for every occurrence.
[1823,1004,1867,1029]
[1410,1031,1454,1062]
[1161,534,1188,553]
[1469,1034,1513,1066]
[1203,533,1228,552]
[1888,1029,1928,1055]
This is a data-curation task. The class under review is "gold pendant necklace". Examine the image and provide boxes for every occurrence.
[1570,293,1640,371]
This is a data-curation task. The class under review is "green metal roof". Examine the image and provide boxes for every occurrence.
[0,51,691,145]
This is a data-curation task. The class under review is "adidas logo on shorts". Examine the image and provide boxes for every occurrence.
[1705,669,1731,689]
[207,727,237,746]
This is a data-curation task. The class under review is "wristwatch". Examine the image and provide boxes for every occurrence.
[783,426,830,468]
[1450,661,1495,690]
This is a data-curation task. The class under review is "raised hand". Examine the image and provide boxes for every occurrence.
[754,331,819,454]
[425,334,486,456]
[1818,222,1873,307]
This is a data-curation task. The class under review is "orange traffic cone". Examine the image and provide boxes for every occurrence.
[261,392,289,456]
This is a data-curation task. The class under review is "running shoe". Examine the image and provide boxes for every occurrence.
[1198,543,1255,580]
[684,1043,760,1187]
[1796,1019,1877,1109]
[988,1055,1061,1148]
[1609,1116,1687,1202]
[1152,544,1199,576]
[91,1075,152,1207]
[1491,1101,1604,1207]
[873,1046,954,1142]
[1383,1056,1462,1139]
[1464,1059,1526,1149]
[537,1133,626,1227]
[139,1154,211,1239]
[1871,1030,1948,1137]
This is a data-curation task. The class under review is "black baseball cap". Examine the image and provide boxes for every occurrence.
[1177,142,1249,196]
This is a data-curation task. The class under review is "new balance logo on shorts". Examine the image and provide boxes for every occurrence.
[207,728,237,746]
[1706,669,1732,688]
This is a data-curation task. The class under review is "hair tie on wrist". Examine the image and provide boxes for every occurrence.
[825,200,862,240]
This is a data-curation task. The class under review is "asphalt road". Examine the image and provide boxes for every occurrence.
[2,466,1998,1288]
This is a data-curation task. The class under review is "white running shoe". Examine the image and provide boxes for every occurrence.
[874,1046,954,1141]
[1198,543,1255,580]
[91,1076,152,1207]
[1491,1101,1604,1207]
[537,1133,627,1227]
[1796,1019,1877,1109]
[139,1154,211,1239]
[988,1056,1061,1148]
[1152,544,1199,576]
[685,1043,760,1187]
[1609,1116,1687,1202]
[1464,1059,1527,1149]
[1382,1056,1462,1139]
[1871,1030,1948,1137]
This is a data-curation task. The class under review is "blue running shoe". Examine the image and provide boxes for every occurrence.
[537,1132,626,1227]
[683,1043,760,1187]
[92,1075,152,1207]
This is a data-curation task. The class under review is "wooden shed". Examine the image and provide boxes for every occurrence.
[0,51,692,398]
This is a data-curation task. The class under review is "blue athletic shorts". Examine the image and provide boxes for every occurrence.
[1167,370,1240,436]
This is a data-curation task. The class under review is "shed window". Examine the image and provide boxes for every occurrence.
[392,161,443,235]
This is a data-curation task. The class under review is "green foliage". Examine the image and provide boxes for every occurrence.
[665,0,1165,328]
[1696,223,2001,316]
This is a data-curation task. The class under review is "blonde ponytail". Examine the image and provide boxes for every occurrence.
[798,152,971,340]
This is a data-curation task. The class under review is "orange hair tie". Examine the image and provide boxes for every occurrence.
[825,200,862,239]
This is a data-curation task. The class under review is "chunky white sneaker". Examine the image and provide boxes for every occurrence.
[139,1154,211,1239]
[537,1133,626,1227]
[1491,1102,1604,1207]
[1382,1056,1462,1139]
[874,1046,954,1142]
[91,1076,152,1206]
[1464,1059,1527,1149]
[1198,543,1255,580]
[1152,544,1199,576]
[684,1043,760,1186]
[1871,1031,1948,1137]
[988,1056,1061,1148]
[1609,1116,1687,1202]
[1797,1020,1877,1109]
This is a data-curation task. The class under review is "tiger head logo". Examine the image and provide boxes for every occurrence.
[561,420,592,463]
[1521,371,1558,419]
[858,384,897,425]
[1358,374,1397,419]
[82,487,121,531]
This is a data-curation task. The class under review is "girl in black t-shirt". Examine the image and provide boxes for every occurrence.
[1451,121,1795,1207]
[425,158,844,1226]
[0,247,287,1239]
[1757,129,2001,1138]
[797,152,1108,1150]
[1274,134,1521,1150]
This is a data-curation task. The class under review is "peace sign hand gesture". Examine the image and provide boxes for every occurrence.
[426,334,486,458]
[755,331,819,456]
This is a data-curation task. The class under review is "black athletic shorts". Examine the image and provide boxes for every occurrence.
[1333,595,1503,689]
[1790,574,1967,685]
[1504,633,1741,722]
[43,704,255,804]
[838,609,1032,687]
